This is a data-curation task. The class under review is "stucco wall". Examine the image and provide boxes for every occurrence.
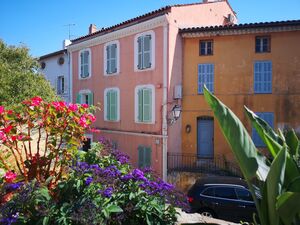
[182,30,300,158]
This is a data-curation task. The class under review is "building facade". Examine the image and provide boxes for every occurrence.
[67,0,236,178]
[39,40,71,102]
[180,20,300,162]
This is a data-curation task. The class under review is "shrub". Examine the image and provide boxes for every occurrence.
[0,141,187,224]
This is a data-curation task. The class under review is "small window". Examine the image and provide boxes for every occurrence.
[104,41,119,75]
[214,187,237,200]
[252,112,274,147]
[198,64,214,94]
[201,187,215,197]
[57,76,65,94]
[255,36,271,53]
[135,85,155,123]
[138,146,151,168]
[235,188,253,202]
[79,49,91,78]
[76,91,94,105]
[104,88,120,122]
[254,61,272,93]
[200,40,213,56]
[135,31,155,71]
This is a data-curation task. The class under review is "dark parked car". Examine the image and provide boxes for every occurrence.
[187,176,259,223]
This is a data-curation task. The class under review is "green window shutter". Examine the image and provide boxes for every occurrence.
[76,93,81,103]
[143,35,151,68]
[111,44,117,73]
[137,37,143,69]
[88,92,93,105]
[106,46,110,74]
[138,146,144,168]
[106,91,111,120]
[80,53,84,77]
[110,90,117,121]
[138,89,143,122]
[144,147,152,167]
[143,89,152,122]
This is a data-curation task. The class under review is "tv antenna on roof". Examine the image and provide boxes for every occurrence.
[64,24,76,40]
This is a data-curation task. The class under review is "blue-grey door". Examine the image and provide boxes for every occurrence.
[197,118,214,157]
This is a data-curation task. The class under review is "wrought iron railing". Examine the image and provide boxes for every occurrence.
[167,152,242,177]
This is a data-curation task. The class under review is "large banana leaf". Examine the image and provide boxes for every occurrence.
[203,87,270,181]
[245,107,282,157]
[285,130,299,158]
[265,148,287,225]
[276,192,300,225]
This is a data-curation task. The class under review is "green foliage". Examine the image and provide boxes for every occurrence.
[0,40,57,106]
[203,87,300,225]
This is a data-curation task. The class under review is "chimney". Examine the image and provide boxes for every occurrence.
[63,39,71,49]
[89,24,97,34]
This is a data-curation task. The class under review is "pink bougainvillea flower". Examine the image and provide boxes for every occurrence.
[68,103,78,112]
[0,106,4,114]
[30,96,43,106]
[4,171,17,183]
[87,114,96,122]
[3,125,13,134]
[6,110,13,115]
[79,116,88,128]
[59,101,67,108]
[89,128,100,133]
[52,102,61,110]
[0,131,7,141]
[17,135,24,141]
[81,104,89,109]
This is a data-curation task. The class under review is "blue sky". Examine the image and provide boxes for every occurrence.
[1,0,299,57]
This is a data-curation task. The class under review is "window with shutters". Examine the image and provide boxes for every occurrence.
[104,88,120,122]
[135,85,155,123]
[254,61,272,93]
[104,41,120,75]
[79,49,91,79]
[255,36,271,53]
[57,76,65,94]
[198,64,214,94]
[134,31,155,71]
[199,40,213,56]
[138,146,152,168]
[252,112,274,147]
[76,90,94,106]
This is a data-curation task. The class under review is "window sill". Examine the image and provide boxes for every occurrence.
[104,119,120,123]
[78,75,92,80]
[104,72,119,76]
[135,121,155,125]
[134,67,155,72]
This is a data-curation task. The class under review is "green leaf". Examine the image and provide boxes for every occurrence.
[43,217,49,225]
[203,87,269,181]
[285,154,300,188]
[276,192,300,225]
[265,147,287,225]
[245,106,282,158]
[106,205,123,213]
[286,176,300,192]
[285,129,299,158]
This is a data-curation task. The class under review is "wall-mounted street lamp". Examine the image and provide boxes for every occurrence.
[169,105,182,125]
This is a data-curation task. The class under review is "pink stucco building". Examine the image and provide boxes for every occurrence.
[67,0,236,179]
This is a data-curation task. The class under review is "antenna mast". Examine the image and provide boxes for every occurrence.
[64,24,76,39]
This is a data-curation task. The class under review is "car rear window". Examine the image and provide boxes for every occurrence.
[201,187,214,197]
[235,188,253,202]
[214,187,237,199]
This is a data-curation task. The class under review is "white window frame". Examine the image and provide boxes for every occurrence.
[78,48,92,79]
[79,89,92,104]
[134,30,155,72]
[57,75,66,95]
[104,87,120,122]
[104,40,120,76]
[134,84,155,124]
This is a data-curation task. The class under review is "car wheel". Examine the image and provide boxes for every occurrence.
[198,209,216,218]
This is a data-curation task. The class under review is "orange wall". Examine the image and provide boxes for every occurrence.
[182,30,300,160]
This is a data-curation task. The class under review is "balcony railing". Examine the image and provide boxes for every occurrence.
[167,152,242,177]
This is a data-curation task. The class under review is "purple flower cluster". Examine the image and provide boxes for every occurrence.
[112,150,130,164]
[0,213,19,225]
[4,182,23,192]
[98,187,114,198]
[85,177,93,186]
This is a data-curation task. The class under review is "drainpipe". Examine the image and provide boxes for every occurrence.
[69,50,73,103]
[162,23,168,181]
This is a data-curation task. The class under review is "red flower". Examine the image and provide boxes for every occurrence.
[81,104,89,108]
[11,135,17,141]
[87,114,96,122]
[4,171,17,183]
[79,116,88,128]
[0,106,4,114]
[31,96,43,106]
[3,125,13,133]
[68,103,78,112]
